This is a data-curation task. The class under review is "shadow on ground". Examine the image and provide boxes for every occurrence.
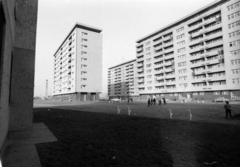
[34,108,173,167]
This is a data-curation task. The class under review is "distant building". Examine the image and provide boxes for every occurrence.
[53,23,102,101]
[135,0,240,101]
[108,59,139,100]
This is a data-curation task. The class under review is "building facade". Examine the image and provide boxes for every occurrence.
[135,0,240,101]
[108,59,139,100]
[53,23,102,101]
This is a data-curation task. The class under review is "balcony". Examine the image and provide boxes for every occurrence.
[136,47,143,53]
[163,35,173,42]
[154,58,163,63]
[207,75,226,82]
[205,31,223,41]
[156,76,164,81]
[165,68,174,73]
[205,50,218,57]
[165,74,175,79]
[164,61,173,66]
[136,43,143,48]
[137,63,144,67]
[155,70,164,75]
[137,57,144,62]
[206,58,219,65]
[153,34,162,42]
[189,38,204,46]
[163,41,173,48]
[190,61,205,68]
[188,22,203,32]
[203,17,216,26]
[154,45,162,52]
[164,54,174,60]
[138,85,145,88]
[138,79,144,83]
[189,54,205,61]
[205,40,223,49]
[187,14,203,26]
[163,47,174,54]
[191,77,207,83]
[137,68,144,73]
[191,30,204,38]
[204,22,222,33]
[194,69,206,75]
[189,46,204,54]
[206,66,225,73]
[154,63,164,68]
[165,81,176,86]
[203,8,221,18]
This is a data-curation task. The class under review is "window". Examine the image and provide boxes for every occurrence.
[81,64,87,68]
[177,40,185,46]
[146,47,151,51]
[232,68,240,74]
[147,75,152,79]
[178,69,187,74]
[222,91,229,95]
[229,39,240,47]
[232,78,240,84]
[81,45,87,48]
[179,76,187,80]
[227,1,240,11]
[81,51,87,55]
[146,52,151,56]
[178,54,186,59]
[81,78,87,81]
[178,61,186,67]
[176,27,184,33]
[82,32,88,36]
[81,38,87,42]
[230,49,240,56]
[147,69,152,73]
[227,10,240,20]
[147,87,152,90]
[81,58,87,61]
[228,20,240,29]
[176,33,185,40]
[177,47,186,53]
[147,81,152,84]
[81,85,86,88]
[229,30,240,38]
[231,59,240,65]
[179,83,187,88]
[146,63,151,67]
[199,92,204,95]
[146,58,151,62]
[145,41,151,45]
[81,71,87,74]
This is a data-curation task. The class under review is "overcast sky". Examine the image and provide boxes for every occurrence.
[34,0,214,97]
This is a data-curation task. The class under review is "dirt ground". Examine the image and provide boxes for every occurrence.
[34,101,240,167]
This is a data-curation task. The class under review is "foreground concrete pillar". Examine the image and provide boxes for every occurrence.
[8,0,38,139]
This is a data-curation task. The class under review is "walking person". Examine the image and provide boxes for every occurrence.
[158,99,162,106]
[153,98,156,106]
[163,97,167,105]
[148,98,151,107]
[224,101,232,119]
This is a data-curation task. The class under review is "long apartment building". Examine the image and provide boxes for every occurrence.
[108,59,139,100]
[53,23,102,101]
[135,0,240,101]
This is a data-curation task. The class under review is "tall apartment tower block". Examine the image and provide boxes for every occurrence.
[108,59,139,100]
[108,0,240,101]
[53,23,102,101]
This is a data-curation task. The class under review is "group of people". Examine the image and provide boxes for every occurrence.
[148,97,166,107]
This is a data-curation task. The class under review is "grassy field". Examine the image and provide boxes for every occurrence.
[34,101,240,167]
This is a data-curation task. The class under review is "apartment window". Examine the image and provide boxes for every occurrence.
[81,71,87,74]
[177,40,185,46]
[146,63,151,67]
[147,69,152,73]
[177,47,186,53]
[176,33,185,40]
[178,54,186,59]
[193,92,198,95]
[146,47,151,51]
[147,81,152,84]
[232,78,240,84]
[179,76,187,80]
[176,27,184,33]
[81,51,87,55]
[229,39,240,47]
[178,61,186,67]
[228,20,240,29]
[81,45,87,48]
[227,10,240,20]
[199,92,204,95]
[147,75,152,79]
[81,58,87,61]
[81,64,87,68]
[231,59,240,65]
[227,1,240,11]
[146,52,151,56]
[229,30,240,38]
[147,87,152,90]
[145,41,151,45]
[178,69,187,74]
[81,85,86,88]
[146,58,151,62]
[81,38,87,42]
[230,49,240,56]
[232,68,240,74]
[179,83,187,88]
[82,32,88,36]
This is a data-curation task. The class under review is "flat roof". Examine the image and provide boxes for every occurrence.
[53,23,102,57]
[108,58,136,70]
[136,0,225,43]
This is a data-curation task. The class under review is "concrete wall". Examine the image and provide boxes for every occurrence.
[0,0,38,155]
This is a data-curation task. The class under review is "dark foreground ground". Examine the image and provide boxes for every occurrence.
[34,101,240,167]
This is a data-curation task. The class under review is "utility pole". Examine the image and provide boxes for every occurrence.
[45,79,48,98]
